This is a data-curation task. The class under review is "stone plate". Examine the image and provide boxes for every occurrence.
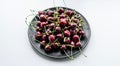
[28,7,91,58]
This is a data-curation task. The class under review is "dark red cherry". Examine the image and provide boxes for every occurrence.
[49,23,55,28]
[39,14,46,22]
[56,34,63,39]
[55,27,61,32]
[38,11,44,15]
[42,34,47,40]
[49,35,55,42]
[35,32,42,40]
[73,18,79,23]
[59,18,67,27]
[65,10,74,17]
[40,40,46,46]
[70,22,77,29]
[45,45,52,52]
[75,42,81,47]
[73,35,80,43]
[64,37,70,43]
[64,30,71,37]
[52,42,59,49]
[60,45,66,50]
[36,26,40,31]
[47,10,54,16]
[70,41,75,47]
[58,8,64,14]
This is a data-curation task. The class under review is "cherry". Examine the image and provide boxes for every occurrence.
[45,21,48,25]
[64,37,70,43]
[75,42,81,48]
[49,35,55,42]
[40,40,46,46]
[64,30,71,37]
[45,45,52,52]
[39,14,46,22]
[47,17,54,23]
[59,18,67,27]
[73,35,80,43]
[49,23,55,28]
[70,41,75,48]
[38,11,44,15]
[65,10,74,17]
[46,29,52,35]
[59,14,66,19]
[56,34,63,39]
[36,26,40,31]
[42,34,47,40]
[73,18,79,23]
[36,31,41,36]
[40,40,46,49]
[60,45,66,50]
[58,8,64,14]
[79,30,85,36]
[47,10,54,16]
[36,21,41,26]
[70,22,77,29]
[55,26,61,32]
[35,32,42,40]
[52,42,59,49]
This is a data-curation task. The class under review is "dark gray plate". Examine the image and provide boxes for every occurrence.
[28,7,91,59]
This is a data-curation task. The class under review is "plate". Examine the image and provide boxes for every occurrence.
[28,7,91,58]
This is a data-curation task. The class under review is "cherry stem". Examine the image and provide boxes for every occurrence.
[63,50,73,60]
[78,47,87,57]
[30,23,36,31]
[35,39,40,43]
[71,47,74,59]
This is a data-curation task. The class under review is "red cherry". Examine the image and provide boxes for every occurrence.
[35,32,42,40]
[73,35,80,43]
[47,10,54,16]
[38,11,44,15]
[42,34,46,40]
[59,14,66,19]
[49,23,55,28]
[55,27,61,32]
[60,45,66,50]
[49,35,55,42]
[45,45,52,52]
[56,34,63,39]
[39,14,46,22]
[58,8,64,14]
[73,18,79,23]
[64,37,70,43]
[36,26,40,31]
[46,29,52,35]
[64,30,71,37]
[70,22,77,29]
[75,42,81,47]
[52,43,59,49]
[59,18,67,27]
[78,30,85,36]
[65,10,74,17]
[47,17,54,23]
[70,41,75,47]
[40,40,46,46]
[36,21,41,26]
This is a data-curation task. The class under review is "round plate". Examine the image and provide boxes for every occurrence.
[28,7,91,58]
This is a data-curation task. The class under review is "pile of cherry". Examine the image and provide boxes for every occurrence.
[34,7,86,54]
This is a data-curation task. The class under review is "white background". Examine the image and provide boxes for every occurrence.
[0,0,120,66]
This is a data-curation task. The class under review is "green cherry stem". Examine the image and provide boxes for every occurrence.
[63,50,73,60]
[35,39,40,43]
[71,47,74,59]
[78,47,87,57]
